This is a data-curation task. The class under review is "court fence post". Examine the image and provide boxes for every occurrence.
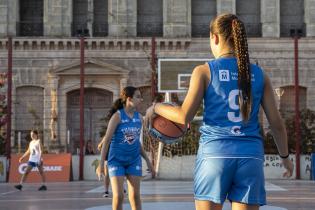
[312,153,315,180]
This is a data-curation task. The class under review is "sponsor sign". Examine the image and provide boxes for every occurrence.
[9,154,71,183]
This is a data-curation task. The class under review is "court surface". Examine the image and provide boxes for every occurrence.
[0,179,314,210]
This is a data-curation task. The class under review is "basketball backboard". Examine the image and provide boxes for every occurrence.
[158,59,210,93]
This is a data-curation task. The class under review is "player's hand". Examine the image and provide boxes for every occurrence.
[97,142,103,151]
[18,157,23,163]
[100,163,105,178]
[282,157,294,178]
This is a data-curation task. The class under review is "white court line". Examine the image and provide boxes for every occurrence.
[265,181,287,191]
[86,181,287,194]
[0,191,18,196]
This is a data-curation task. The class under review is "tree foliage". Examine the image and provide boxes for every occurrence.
[264,109,315,154]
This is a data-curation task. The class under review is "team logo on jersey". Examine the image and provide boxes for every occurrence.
[122,127,140,145]
[219,70,230,81]
[231,126,244,136]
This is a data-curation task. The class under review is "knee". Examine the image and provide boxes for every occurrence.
[128,192,141,202]
[113,193,124,203]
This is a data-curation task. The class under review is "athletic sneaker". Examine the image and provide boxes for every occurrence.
[102,191,109,198]
[14,184,23,191]
[38,185,47,191]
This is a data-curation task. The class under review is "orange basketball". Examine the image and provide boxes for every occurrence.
[149,115,187,144]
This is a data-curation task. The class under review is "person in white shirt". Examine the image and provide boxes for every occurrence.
[14,130,47,191]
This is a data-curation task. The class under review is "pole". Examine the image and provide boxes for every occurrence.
[155,92,170,177]
[79,36,85,180]
[6,37,12,160]
[18,132,21,154]
[294,35,301,179]
[151,37,157,100]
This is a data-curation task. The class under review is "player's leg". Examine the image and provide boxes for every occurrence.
[110,176,125,210]
[21,164,33,183]
[37,162,47,191]
[195,200,223,210]
[126,175,141,210]
[125,157,142,210]
[231,202,259,210]
[103,162,110,197]
[14,163,33,190]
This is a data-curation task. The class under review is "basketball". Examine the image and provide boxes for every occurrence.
[149,115,187,144]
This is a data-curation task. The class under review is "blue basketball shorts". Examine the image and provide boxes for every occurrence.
[194,156,266,205]
[27,161,40,168]
[107,157,142,177]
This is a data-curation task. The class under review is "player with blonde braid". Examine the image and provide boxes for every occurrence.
[145,13,293,210]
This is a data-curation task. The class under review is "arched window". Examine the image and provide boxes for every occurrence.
[93,0,108,36]
[192,0,216,37]
[236,0,261,37]
[137,0,163,37]
[18,0,43,36]
[280,0,305,37]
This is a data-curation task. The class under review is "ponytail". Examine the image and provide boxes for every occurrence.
[231,19,251,121]
[106,86,138,120]
[107,98,124,120]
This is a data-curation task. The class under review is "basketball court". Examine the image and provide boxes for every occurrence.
[0,179,314,210]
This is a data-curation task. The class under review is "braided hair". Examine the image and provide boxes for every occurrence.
[210,14,252,121]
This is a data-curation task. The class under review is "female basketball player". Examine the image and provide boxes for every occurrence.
[145,14,294,210]
[100,86,154,210]
[14,130,47,191]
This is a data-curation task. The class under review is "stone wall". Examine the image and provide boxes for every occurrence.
[1,0,315,37]
[0,37,314,150]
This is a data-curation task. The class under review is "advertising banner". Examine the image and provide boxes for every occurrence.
[9,154,71,183]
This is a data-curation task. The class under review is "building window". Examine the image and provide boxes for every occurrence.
[192,0,216,37]
[93,0,108,37]
[236,0,261,37]
[72,0,88,36]
[278,86,307,116]
[280,0,305,37]
[137,0,163,37]
[18,0,43,36]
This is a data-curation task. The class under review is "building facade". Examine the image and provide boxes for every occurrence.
[0,0,314,153]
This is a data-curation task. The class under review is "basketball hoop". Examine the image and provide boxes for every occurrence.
[274,88,284,98]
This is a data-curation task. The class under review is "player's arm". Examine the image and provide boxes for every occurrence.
[148,64,209,125]
[261,72,293,177]
[19,145,30,163]
[100,112,120,170]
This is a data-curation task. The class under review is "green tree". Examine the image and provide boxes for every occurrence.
[264,109,315,154]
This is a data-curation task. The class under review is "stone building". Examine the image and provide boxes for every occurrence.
[0,0,314,153]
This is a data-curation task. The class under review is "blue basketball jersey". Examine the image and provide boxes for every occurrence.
[199,57,265,159]
[108,109,142,164]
